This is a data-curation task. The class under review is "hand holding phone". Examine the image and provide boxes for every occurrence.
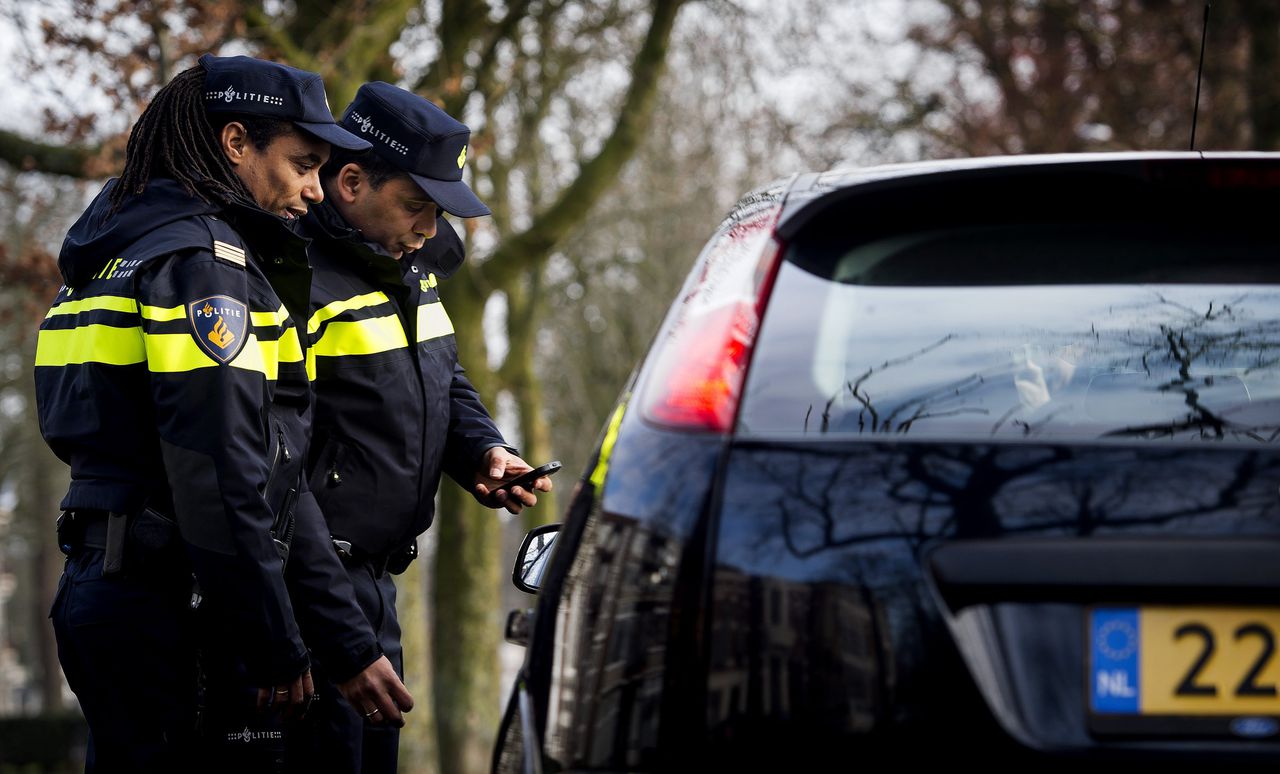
[490,461,562,501]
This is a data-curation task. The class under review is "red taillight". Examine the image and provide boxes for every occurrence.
[641,205,784,432]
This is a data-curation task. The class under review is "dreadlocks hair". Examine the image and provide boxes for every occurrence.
[321,146,407,191]
[110,64,293,213]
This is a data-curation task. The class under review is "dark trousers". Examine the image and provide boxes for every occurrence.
[52,548,198,773]
[286,560,402,774]
[52,548,289,774]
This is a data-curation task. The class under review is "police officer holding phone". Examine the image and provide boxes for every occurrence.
[293,83,553,773]
[35,55,410,773]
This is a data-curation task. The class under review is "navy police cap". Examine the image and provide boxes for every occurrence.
[200,54,370,152]
[340,82,490,218]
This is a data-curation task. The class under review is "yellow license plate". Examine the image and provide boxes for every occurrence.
[1090,606,1280,716]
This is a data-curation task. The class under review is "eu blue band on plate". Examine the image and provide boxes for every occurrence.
[1091,608,1140,713]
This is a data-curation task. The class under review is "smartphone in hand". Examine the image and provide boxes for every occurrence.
[489,460,562,505]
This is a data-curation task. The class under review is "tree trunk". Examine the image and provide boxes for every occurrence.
[396,555,437,773]
[430,295,501,774]
[504,273,558,531]
[1244,3,1280,149]
[16,333,67,713]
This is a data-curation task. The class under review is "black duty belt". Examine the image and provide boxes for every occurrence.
[57,509,128,575]
[63,509,113,551]
[59,508,185,580]
[332,538,418,578]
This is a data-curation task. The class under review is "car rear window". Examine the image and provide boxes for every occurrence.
[738,220,1280,443]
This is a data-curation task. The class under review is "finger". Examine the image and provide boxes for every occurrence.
[534,476,554,493]
[302,671,315,698]
[510,486,537,507]
[361,703,387,725]
[392,682,415,713]
[263,683,290,713]
[503,492,524,514]
[476,483,506,508]
[377,697,404,727]
[375,682,409,727]
[273,678,299,720]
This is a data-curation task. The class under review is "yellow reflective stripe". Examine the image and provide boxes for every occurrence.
[305,347,316,381]
[252,308,285,327]
[144,333,218,372]
[35,324,145,366]
[144,333,276,379]
[589,400,628,489]
[277,327,304,364]
[417,302,454,342]
[140,304,185,322]
[312,315,408,358]
[46,295,138,318]
[248,336,277,379]
[308,292,391,335]
[143,305,288,327]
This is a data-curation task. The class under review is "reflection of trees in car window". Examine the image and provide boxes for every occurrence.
[743,274,1280,442]
[716,444,1280,582]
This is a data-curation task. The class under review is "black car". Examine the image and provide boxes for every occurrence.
[496,152,1280,771]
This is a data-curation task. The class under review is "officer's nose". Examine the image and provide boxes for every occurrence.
[416,208,438,240]
[302,170,324,205]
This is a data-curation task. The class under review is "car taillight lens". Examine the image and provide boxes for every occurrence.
[641,206,784,432]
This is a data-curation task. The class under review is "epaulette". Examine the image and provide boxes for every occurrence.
[203,216,249,270]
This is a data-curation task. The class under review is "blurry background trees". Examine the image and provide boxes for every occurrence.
[0,0,1277,772]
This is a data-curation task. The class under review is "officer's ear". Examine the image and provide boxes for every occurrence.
[219,122,250,168]
[335,163,366,204]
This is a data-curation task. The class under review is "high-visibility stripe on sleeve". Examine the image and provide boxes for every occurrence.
[308,292,392,335]
[143,333,222,374]
[46,295,139,318]
[141,305,282,327]
[35,324,145,366]
[246,336,276,380]
[311,315,409,358]
[417,302,454,343]
[141,304,186,322]
[144,332,276,379]
[252,307,286,328]
[277,327,304,364]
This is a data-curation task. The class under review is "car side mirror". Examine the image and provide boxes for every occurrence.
[512,523,560,594]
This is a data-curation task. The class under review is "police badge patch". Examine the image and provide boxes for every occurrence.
[188,295,249,363]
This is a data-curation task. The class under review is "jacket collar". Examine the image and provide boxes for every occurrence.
[305,200,466,281]
[305,201,422,285]
[221,198,312,268]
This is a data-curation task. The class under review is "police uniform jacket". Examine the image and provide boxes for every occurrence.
[35,179,382,685]
[301,201,509,560]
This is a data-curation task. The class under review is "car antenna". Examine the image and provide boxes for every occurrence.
[1189,1,1211,151]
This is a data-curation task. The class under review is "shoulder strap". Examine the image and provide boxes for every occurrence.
[201,215,250,269]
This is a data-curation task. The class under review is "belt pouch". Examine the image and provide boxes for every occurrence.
[102,511,127,576]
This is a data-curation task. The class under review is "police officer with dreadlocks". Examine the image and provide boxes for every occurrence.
[290,83,551,773]
[36,55,411,773]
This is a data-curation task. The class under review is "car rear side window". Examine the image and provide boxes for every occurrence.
[738,221,1280,442]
